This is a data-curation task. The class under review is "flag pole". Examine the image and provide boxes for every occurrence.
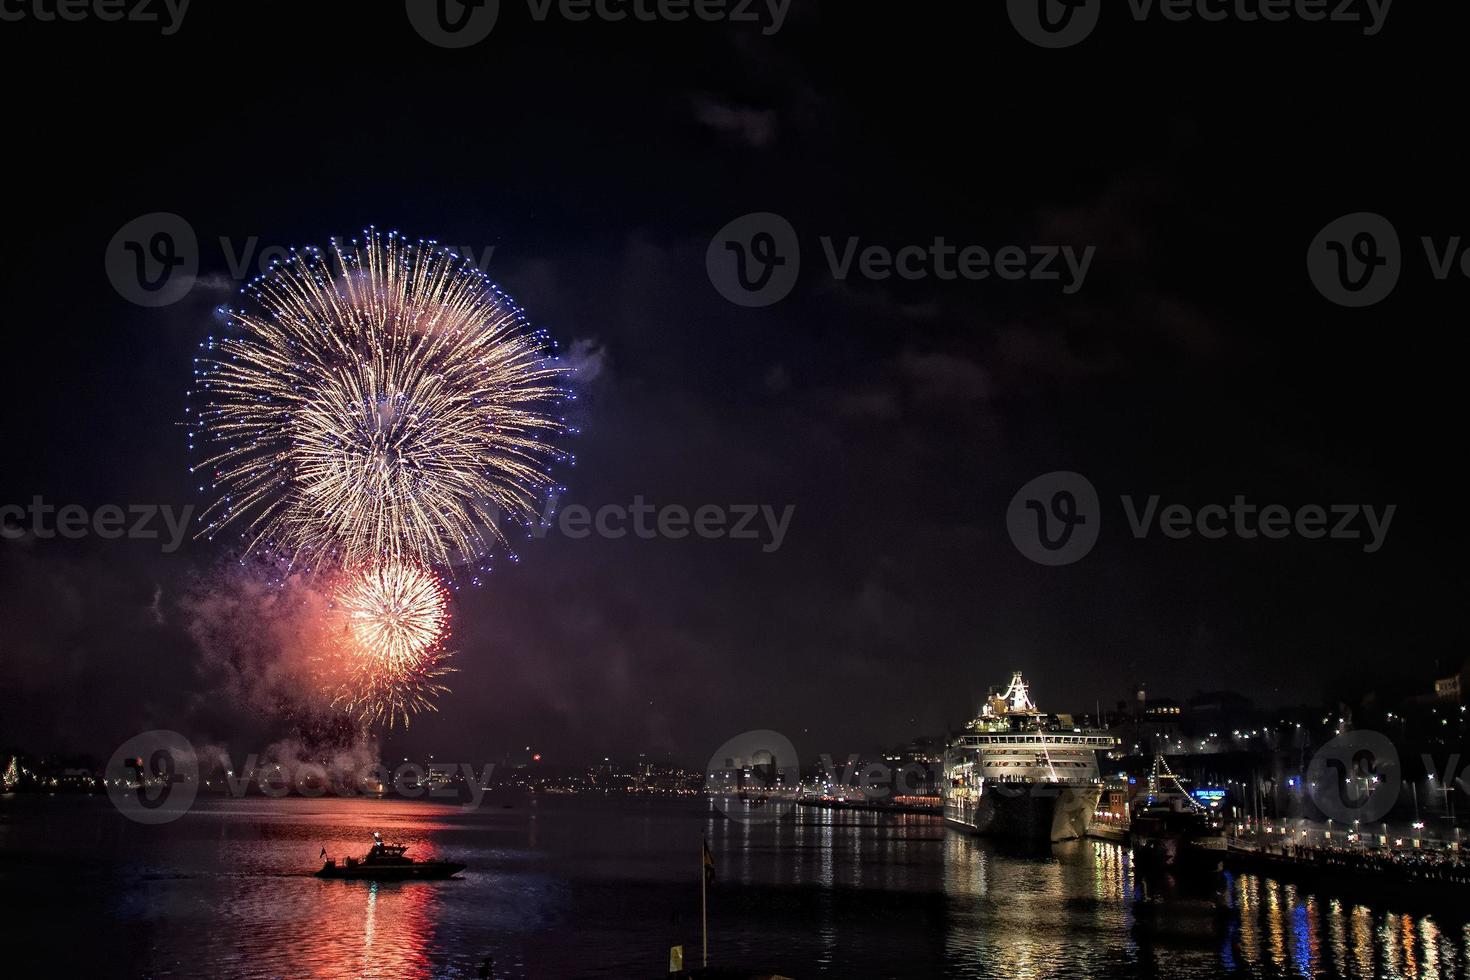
[701,838,709,969]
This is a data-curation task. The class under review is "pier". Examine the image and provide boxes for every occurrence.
[1221,826,1470,908]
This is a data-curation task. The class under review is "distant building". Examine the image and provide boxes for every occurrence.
[1143,699,1183,719]
[1435,674,1462,703]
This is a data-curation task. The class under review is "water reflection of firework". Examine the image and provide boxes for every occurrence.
[332,562,454,729]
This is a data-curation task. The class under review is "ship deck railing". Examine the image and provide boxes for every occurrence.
[952,734,1118,747]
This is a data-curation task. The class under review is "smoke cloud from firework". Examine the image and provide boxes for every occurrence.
[181,563,350,729]
[182,559,456,740]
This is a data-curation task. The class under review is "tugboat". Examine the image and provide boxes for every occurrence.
[316,832,466,881]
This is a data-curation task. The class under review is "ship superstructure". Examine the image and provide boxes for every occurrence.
[943,672,1117,841]
[316,832,466,881]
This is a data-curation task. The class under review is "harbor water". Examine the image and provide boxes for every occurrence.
[1,794,1465,978]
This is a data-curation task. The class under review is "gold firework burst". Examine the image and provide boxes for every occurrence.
[190,229,571,574]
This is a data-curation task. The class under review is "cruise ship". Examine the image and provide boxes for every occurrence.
[942,672,1117,842]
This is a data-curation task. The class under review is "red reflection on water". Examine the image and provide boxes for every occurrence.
[301,838,442,979]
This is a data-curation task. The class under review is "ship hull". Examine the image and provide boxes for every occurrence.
[944,783,1101,842]
[315,862,465,881]
[1134,834,1226,871]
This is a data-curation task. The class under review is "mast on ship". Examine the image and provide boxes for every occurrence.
[977,671,1044,725]
[1146,753,1206,812]
[999,671,1036,713]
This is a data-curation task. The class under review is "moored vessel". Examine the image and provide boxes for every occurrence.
[1131,805,1227,871]
[942,672,1117,842]
[1129,755,1226,871]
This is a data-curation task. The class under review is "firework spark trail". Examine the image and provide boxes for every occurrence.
[331,562,454,729]
[190,229,573,576]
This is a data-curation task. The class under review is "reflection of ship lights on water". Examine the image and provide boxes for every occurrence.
[304,832,443,979]
[363,881,376,956]
[296,828,452,980]
[1229,871,1456,978]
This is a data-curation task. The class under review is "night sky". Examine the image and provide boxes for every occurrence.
[1,1,1465,766]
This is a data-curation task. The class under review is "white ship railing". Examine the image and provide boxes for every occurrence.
[952,734,1118,747]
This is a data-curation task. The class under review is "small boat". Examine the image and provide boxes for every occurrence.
[316,833,465,881]
[1129,755,1226,872]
